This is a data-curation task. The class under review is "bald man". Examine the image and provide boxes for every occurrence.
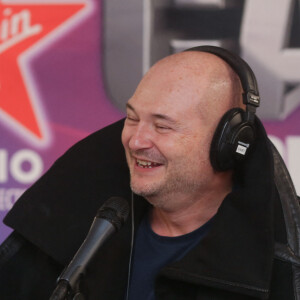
[0,47,299,300]
[122,51,239,235]
[122,51,241,299]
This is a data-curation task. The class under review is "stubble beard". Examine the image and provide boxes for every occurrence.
[129,161,209,211]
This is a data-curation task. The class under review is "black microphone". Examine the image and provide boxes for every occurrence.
[49,197,130,300]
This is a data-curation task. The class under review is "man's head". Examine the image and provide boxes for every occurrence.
[121,50,243,211]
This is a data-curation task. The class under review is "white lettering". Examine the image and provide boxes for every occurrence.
[0,188,25,211]
[10,149,43,184]
[0,149,8,183]
[0,149,43,184]
[0,8,42,54]
[0,8,11,41]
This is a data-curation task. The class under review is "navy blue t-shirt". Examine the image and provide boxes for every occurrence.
[127,213,212,300]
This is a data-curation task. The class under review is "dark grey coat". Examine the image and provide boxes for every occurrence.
[0,118,299,300]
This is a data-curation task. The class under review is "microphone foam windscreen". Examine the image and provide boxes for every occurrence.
[96,197,130,230]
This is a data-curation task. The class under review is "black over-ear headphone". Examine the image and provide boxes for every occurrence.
[185,45,260,171]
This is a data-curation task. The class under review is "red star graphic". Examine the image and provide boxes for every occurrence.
[0,1,86,143]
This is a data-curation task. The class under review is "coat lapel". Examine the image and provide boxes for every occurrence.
[159,118,275,299]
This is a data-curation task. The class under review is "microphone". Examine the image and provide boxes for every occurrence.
[49,197,130,300]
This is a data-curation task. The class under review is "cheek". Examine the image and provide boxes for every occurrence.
[186,133,212,162]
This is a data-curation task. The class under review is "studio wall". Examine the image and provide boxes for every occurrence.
[0,0,299,242]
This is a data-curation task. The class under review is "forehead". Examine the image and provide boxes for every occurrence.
[127,64,207,119]
[127,87,201,126]
[126,50,238,127]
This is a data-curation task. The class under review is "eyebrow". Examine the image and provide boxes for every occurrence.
[126,103,135,112]
[126,103,178,125]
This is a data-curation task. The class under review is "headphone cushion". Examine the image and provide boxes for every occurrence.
[210,108,255,171]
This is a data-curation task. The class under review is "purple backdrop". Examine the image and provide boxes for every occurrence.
[0,0,123,241]
[0,0,299,243]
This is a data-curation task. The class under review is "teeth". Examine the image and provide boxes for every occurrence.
[136,159,159,168]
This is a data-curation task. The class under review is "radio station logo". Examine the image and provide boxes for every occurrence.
[0,0,92,147]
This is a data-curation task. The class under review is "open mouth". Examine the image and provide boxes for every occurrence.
[136,158,162,169]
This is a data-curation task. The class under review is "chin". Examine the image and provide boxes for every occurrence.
[131,185,156,198]
[130,180,160,199]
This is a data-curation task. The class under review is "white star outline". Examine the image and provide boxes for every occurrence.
[0,0,95,148]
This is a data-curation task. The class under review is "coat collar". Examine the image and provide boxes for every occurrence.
[158,118,276,299]
[4,117,277,299]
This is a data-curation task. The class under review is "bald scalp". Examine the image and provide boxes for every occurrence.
[142,51,243,124]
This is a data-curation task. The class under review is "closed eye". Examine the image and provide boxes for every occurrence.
[155,124,172,132]
[125,110,139,121]
[126,116,138,121]
[125,103,139,123]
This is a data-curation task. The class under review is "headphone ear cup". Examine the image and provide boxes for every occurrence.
[210,108,256,171]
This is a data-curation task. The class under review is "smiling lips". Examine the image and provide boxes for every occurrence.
[136,158,162,169]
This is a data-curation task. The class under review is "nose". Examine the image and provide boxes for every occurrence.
[127,123,153,151]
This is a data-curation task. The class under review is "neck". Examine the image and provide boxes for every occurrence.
[149,173,232,237]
